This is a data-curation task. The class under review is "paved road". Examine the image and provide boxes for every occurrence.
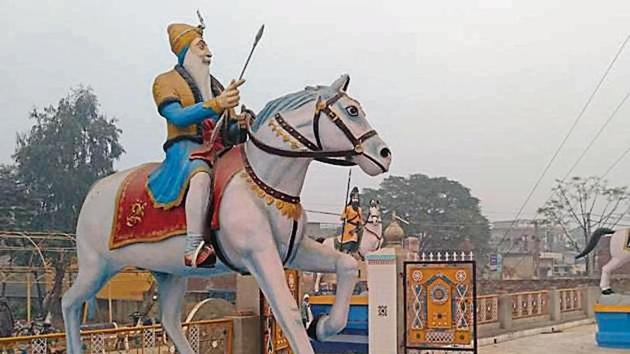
[481,324,627,354]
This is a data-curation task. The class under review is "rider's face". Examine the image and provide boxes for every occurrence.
[189,37,212,65]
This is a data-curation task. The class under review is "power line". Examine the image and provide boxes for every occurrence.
[562,89,630,180]
[602,144,630,178]
[495,32,630,250]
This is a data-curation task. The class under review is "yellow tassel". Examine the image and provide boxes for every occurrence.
[240,168,302,221]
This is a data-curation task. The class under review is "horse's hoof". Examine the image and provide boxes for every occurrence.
[602,288,615,295]
[307,315,322,341]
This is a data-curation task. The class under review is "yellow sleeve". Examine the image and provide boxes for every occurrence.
[152,73,180,111]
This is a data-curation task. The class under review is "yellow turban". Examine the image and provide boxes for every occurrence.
[167,23,203,56]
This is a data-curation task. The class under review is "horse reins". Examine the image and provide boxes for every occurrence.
[246,92,385,170]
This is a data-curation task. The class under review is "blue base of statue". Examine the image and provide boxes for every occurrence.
[595,304,630,348]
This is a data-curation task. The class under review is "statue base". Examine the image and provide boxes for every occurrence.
[594,302,630,349]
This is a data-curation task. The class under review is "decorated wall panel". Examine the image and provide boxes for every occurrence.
[404,261,477,353]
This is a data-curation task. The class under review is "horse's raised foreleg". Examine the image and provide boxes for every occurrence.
[152,272,194,354]
[289,237,358,341]
[243,249,315,354]
[62,259,114,354]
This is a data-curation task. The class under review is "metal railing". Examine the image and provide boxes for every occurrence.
[476,295,499,324]
[559,288,582,313]
[511,291,549,319]
[0,318,233,354]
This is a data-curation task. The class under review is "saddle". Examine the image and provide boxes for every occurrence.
[108,146,245,250]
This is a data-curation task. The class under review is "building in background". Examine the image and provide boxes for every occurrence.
[491,220,580,279]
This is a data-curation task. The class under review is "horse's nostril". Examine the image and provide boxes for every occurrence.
[380,148,391,158]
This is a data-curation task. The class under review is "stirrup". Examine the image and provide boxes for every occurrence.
[185,241,216,268]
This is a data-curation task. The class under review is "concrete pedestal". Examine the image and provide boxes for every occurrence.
[594,303,630,348]
[366,246,409,354]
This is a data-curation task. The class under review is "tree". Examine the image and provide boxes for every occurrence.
[13,86,124,232]
[361,174,491,258]
[10,86,124,323]
[0,164,41,230]
[537,176,630,275]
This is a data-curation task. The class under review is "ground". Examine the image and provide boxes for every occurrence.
[481,324,627,354]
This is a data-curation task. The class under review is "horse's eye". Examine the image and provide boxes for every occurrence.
[345,105,359,117]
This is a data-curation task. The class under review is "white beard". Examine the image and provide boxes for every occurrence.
[183,51,213,100]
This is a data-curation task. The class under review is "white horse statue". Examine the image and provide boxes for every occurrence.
[313,200,384,293]
[576,228,630,297]
[61,75,391,354]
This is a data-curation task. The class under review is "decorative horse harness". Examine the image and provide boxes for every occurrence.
[215,93,382,273]
[246,92,386,171]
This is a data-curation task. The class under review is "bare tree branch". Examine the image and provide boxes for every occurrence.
[599,197,624,228]
[608,203,630,229]
[557,186,586,230]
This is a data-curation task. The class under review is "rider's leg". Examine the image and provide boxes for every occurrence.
[184,172,213,265]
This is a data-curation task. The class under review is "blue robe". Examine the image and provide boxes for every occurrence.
[147,102,219,209]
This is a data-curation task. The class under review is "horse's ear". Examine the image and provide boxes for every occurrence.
[331,74,350,92]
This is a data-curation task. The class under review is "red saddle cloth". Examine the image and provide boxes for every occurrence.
[108,147,245,250]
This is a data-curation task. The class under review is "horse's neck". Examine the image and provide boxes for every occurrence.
[362,222,382,240]
[244,104,317,196]
[244,136,311,198]
[359,221,383,255]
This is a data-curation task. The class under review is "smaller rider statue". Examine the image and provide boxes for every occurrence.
[339,187,363,253]
[148,13,248,268]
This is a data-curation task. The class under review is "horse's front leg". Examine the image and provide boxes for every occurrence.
[289,237,358,341]
[243,247,315,354]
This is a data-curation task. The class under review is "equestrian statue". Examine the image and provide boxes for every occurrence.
[314,198,384,293]
[61,14,392,354]
[577,228,630,301]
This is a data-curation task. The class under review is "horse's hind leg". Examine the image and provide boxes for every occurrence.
[152,272,195,354]
[62,258,114,354]
[601,257,628,293]
[289,237,358,341]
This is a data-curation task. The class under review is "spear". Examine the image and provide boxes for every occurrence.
[209,24,265,146]
[339,169,353,249]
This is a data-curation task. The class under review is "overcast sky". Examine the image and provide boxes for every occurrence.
[2,1,630,223]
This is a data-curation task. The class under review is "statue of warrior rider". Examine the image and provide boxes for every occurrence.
[148,14,247,267]
[339,187,363,253]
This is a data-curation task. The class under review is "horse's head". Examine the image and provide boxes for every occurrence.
[250,74,392,176]
[315,75,391,175]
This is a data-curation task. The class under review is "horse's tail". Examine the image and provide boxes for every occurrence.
[575,228,616,259]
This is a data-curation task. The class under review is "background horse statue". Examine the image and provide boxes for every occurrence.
[61,75,391,354]
[313,200,384,293]
[576,228,630,297]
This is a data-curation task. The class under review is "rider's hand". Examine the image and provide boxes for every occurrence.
[231,113,248,129]
[213,79,245,112]
[230,106,255,129]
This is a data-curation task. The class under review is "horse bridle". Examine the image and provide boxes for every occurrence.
[246,92,385,170]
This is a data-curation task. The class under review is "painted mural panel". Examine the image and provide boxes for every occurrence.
[404,261,477,353]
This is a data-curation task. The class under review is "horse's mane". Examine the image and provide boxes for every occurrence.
[252,85,337,132]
